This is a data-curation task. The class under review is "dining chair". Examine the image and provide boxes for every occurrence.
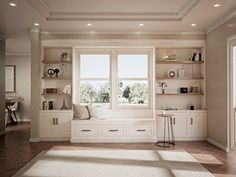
[9,101,19,122]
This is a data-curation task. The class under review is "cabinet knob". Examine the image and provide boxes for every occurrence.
[53,118,55,125]
[56,118,58,125]
[137,129,146,132]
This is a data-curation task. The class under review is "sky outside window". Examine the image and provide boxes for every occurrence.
[80,55,110,78]
[118,54,148,78]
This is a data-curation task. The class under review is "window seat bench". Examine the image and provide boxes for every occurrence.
[71,118,156,143]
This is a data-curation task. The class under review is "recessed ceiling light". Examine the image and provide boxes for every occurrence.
[191,23,196,27]
[87,23,92,26]
[9,2,16,7]
[34,23,40,26]
[139,23,144,27]
[214,3,220,7]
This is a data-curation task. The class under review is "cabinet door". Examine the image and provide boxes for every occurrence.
[40,113,58,138]
[188,112,206,137]
[57,113,71,138]
[172,113,188,137]
[157,113,187,138]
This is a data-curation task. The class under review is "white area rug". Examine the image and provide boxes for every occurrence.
[13,150,214,177]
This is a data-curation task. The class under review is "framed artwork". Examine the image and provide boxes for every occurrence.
[5,65,16,93]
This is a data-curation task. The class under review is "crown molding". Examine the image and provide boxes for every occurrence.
[26,0,49,18]
[206,6,236,34]
[40,29,205,35]
[27,0,199,22]
[0,34,6,41]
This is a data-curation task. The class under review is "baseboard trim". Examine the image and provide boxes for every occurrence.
[207,138,229,152]
[29,138,40,142]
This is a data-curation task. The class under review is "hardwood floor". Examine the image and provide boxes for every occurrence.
[0,123,235,177]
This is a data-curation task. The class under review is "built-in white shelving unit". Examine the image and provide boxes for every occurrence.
[40,47,73,110]
[155,47,206,111]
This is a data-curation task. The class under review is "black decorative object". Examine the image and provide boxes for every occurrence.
[47,69,55,77]
[198,53,202,61]
[180,87,188,93]
[61,52,68,61]
[190,105,195,110]
[54,69,59,77]
[48,101,53,110]
[168,71,175,78]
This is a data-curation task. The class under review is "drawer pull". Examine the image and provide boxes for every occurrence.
[190,118,193,125]
[81,129,91,132]
[137,129,146,132]
[109,129,119,132]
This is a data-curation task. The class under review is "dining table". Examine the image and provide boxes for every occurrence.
[5,96,24,126]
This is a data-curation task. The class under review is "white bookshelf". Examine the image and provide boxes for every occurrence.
[40,47,73,110]
[155,47,206,110]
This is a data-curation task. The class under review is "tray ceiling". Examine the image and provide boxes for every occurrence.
[1,0,236,38]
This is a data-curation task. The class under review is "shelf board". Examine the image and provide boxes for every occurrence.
[156,93,204,96]
[42,77,72,80]
[156,61,204,64]
[41,93,72,96]
[156,77,204,80]
[42,60,72,64]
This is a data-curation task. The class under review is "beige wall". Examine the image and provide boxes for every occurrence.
[206,16,236,147]
[5,55,31,121]
[0,38,5,134]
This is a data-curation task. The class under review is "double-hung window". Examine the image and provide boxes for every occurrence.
[117,52,150,107]
[79,52,110,104]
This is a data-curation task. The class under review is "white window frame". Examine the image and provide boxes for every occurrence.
[114,48,153,109]
[74,47,153,109]
[77,49,112,106]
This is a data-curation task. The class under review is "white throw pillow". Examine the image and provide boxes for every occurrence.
[73,104,91,120]
[87,105,109,119]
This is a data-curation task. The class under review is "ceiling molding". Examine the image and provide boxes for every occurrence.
[27,0,199,22]
[206,6,236,34]
[0,34,6,41]
[26,0,50,18]
[178,0,199,19]
[48,11,181,22]
[40,29,205,35]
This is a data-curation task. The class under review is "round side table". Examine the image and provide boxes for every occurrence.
[156,113,175,148]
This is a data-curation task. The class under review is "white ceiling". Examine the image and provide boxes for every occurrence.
[1,0,236,39]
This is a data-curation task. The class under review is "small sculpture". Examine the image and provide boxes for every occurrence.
[61,97,68,110]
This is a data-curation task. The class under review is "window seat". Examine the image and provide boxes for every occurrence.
[71,118,156,143]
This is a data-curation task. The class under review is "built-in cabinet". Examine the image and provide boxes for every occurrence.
[156,110,207,140]
[39,110,73,140]
[38,43,207,142]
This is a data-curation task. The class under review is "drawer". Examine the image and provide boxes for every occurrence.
[74,124,99,137]
[127,124,154,137]
[101,124,126,137]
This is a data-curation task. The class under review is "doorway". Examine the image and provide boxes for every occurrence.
[227,35,236,150]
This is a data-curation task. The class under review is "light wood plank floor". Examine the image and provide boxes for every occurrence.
[0,123,235,177]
